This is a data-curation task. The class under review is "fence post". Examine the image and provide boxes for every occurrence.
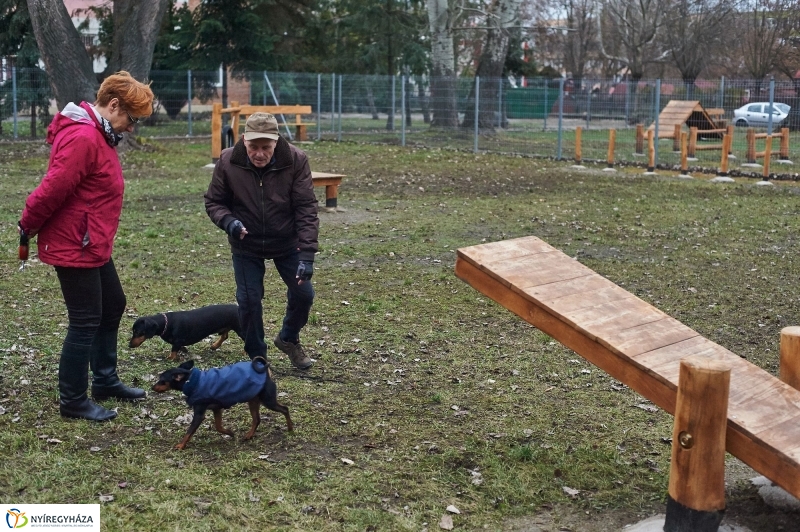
[586,81,591,129]
[624,79,631,126]
[317,74,321,140]
[263,70,267,105]
[664,356,730,532]
[767,76,775,135]
[557,77,564,160]
[401,75,406,147]
[331,73,335,133]
[12,66,18,139]
[718,134,730,176]
[718,76,725,109]
[337,74,342,142]
[574,126,582,164]
[654,79,661,168]
[498,77,503,128]
[187,70,193,137]
[543,79,548,131]
[605,129,616,170]
[474,76,480,153]
[673,124,681,152]
[391,74,396,132]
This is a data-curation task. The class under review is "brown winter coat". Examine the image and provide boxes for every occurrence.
[204,137,318,261]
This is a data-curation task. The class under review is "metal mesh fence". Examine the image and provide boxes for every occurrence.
[2,68,799,176]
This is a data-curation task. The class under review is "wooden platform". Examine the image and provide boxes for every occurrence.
[649,100,724,139]
[455,235,800,499]
[311,171,345,210]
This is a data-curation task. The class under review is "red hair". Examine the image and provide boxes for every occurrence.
[96,71,154,117]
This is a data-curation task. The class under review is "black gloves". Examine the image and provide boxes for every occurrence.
[226,219,245,239]
[296,260,313,282]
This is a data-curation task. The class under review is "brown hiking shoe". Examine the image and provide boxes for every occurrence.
[273,335,314,370]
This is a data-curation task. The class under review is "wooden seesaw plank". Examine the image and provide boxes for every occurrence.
[455,235,800,499]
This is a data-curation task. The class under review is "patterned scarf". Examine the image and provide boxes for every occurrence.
[99,115,123,147]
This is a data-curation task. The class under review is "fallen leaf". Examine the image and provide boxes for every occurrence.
[446,504,460,514]
[439,514,454,530]
[341,458,355,465]
[46,438,62,444]
[90,447,101,453]
[117,482,128,489]
[562,486,580,498]
[248,490,260,502]
[635,403,659,413]
[99,494,114,503]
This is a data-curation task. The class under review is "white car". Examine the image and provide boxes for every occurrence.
[733,102,790,127]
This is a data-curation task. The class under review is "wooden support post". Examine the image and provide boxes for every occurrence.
[779,327,800,391]
[680,132,689,176]
[635,124,644,155]
[647,129,655,172]
[726,125,734,155]
[575,126,582,164]
[746,128,756,164]
[717,134,730,176]
[211,102,222,162]
[763,135,773,179]
[673,124,682,152]
[607,129,616,168]
[664,356,730,532]
[780,127,790,160]
[688,127,697,158]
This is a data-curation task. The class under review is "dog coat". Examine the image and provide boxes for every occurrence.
[181,361,266,408]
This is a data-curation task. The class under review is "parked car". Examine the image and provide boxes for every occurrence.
[733,102,790,127]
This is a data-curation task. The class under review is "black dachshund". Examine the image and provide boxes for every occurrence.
[152,358,293,449]
[129,304,241,360]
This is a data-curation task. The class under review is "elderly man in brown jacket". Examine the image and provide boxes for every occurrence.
[205,112,318,369]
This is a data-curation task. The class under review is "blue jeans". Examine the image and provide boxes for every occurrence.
[232,252,315,359]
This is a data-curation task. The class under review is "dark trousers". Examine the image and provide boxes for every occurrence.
[55,258,126,347]
[232,252,315,359]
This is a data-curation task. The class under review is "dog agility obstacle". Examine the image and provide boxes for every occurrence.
[456,235,800,531]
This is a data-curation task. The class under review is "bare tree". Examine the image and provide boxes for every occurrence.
[27,0,168,109]
[738,0,787,95]
[562,0,598,86]
[462,0,525,130]
[662,0,735,99]
[427,0,459,128]
[596,0,667,83]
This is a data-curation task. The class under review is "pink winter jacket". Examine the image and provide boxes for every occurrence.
[20,102,124,268]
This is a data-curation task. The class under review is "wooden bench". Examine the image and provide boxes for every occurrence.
[211,103,313,161]
[311,171,345,210]
[455,235,800,504]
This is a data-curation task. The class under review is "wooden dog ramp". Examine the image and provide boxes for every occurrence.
[649,100,723,139]
[455,235,800,500]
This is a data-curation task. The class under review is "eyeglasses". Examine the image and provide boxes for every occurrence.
[125,110,141,125]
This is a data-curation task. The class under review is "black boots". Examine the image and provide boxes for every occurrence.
[90,328,146,402]
[59,341,117,421]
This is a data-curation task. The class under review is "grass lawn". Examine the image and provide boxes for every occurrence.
[1,138,799,530]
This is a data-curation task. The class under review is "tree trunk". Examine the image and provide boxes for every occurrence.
[366,86,379,120]
[27,0,98,108]
[108,0,170,82]
[462,0,524,131]
[30,101,37,139]
[417,75,430,124]
[427,0,458,128]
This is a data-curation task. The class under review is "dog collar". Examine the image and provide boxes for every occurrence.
[161,313,168,336]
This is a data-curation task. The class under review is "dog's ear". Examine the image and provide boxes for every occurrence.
[179,360,195,370]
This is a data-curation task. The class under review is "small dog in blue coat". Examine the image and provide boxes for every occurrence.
[152,358,293,449]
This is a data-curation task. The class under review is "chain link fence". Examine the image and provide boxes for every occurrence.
[3,68,800,176]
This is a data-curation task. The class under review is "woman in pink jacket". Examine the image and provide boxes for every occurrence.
[19,71,153,421]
